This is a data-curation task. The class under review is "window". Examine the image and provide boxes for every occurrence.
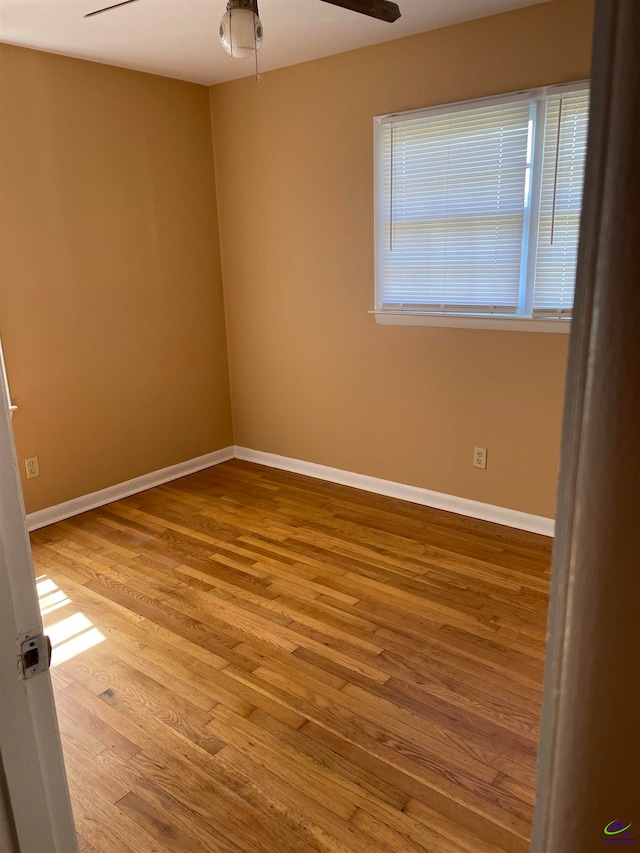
[373,82,590,331]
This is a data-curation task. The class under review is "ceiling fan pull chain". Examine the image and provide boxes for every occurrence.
[254,25,260,81]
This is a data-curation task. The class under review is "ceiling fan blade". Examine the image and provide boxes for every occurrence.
[318,0,401,23]
[84,0,141,19]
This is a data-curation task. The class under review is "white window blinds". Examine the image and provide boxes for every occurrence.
[375,82,590,324]
[533,88,590,317]
[379,97,532,313]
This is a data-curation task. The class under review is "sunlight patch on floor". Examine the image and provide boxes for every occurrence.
[39,588,71,616]
[36,575,105,667]
[53,626,105,665]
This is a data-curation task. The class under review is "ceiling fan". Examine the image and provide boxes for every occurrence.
[84,0,401,60]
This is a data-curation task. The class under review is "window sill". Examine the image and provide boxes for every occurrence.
[371,311,571,333]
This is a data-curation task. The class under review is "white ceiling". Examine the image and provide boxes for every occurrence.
[0,0,552,85]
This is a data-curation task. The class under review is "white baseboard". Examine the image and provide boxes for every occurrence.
[26,446,235,532]
[234,446,555,537]
[26,443,554,537]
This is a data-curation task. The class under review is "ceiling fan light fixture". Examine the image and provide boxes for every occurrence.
[219,1,263,59]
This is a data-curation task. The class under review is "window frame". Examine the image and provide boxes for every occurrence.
[372,80,590,333]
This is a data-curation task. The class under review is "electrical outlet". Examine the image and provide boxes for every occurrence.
[473,447,487,470]
[25,456,39,479]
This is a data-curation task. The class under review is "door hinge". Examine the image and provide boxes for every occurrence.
[20,635,52,679]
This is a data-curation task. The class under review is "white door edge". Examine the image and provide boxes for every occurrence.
[0,361,77,852]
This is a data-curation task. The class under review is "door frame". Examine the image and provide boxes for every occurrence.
[532,0,640,848]
[0,364,77,851]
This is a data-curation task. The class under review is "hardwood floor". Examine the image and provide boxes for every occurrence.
[31,460,551,852]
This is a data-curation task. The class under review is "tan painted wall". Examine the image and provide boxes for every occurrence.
[210,0,594,519]
[0,45,233,514]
